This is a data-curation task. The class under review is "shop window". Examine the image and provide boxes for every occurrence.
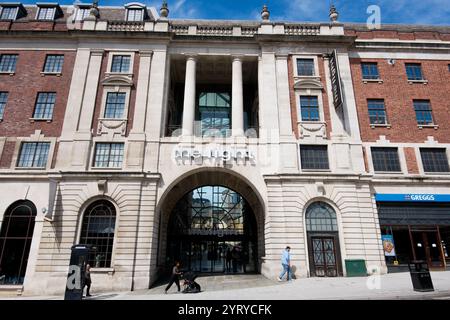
[0,200,37,284]
[420,148,450,173]
[80,200,116,268]
[371,147,401,172]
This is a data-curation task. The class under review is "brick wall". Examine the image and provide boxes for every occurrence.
[404,147,419,174]
[0,50,76,138]
[350,58,450,143]
[0,140,16,168]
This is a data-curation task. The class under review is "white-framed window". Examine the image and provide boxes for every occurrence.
[292,55,320,78]
[0,6,18,20]
[43,55,64,73]
[0,91,8,119]
[33,92,56,120]
[37,7,56,20]
[127,8,143,21]
[0,54,18,73]
[111,55,131,73]
[93,142,124,168]
[75,7,90,21]
[16,142,50,168]
[104,92,126,119]
[106,52,135,75]
[300,96,320,121]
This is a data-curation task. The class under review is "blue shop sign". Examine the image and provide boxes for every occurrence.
[375,193,450,202]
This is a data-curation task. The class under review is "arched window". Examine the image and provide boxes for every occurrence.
[306,202,338,232]
[0,200,37,284]
[80,200,116,268]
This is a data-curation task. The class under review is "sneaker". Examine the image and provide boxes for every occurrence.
[277,277,283,282]
[86,294,92,297]
[164,290,168,294]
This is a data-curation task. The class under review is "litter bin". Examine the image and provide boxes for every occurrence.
[409,260,434,292]
[345,259,367,277]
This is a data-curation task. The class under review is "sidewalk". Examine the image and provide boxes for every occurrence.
[109,271,450,300]
[3,271,450,300]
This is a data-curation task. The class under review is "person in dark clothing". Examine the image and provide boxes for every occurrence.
[225,248,232,272]
[231,247,239,273]
[165,261,182,294]
[84,264,92,297]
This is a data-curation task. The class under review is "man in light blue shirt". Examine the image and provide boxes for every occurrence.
[278,246,292,281]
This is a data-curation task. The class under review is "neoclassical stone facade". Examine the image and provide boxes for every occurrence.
[0,2,449,296]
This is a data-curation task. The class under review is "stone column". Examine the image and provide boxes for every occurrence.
[232,56,244,136]
[181,55,197,136]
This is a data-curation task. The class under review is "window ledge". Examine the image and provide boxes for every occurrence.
[363,79,383,84]
[294,75,321,80]
[30,118,53,123]
[418,124,438,129]
[408,80,428,84]
[91,167,123,170]
[423,172,450,175]
[15,166,47,170]
[0,71,15,76]
[105,72,133,77]
[301,169,331,172]
[374,171,403,175]
[91,267,115,275]
[370,124,391,129]
[40,72,62,77]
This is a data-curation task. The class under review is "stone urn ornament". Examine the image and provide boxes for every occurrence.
[160,1,169,18]
[329,5,339,23]
[261,4,270,21]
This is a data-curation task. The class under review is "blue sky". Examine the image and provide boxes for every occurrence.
[20,0,450,25]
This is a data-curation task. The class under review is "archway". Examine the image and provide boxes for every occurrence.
[306,201,343,277]
[157,169,265,274]
[0,200,37,285]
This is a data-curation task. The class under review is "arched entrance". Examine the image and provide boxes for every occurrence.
[306,201,343,277]
[158,169,265,275]
[0,200,37,285]
[167,186,257,273]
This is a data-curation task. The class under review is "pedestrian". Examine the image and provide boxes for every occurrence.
[231,247,239,273]
[84,264,92,297]
[165,261,182,294]
[278,246,292,281]
[225,248,232,272]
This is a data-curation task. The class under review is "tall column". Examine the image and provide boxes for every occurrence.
[232,56,244,136]
[181,55,197,136]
